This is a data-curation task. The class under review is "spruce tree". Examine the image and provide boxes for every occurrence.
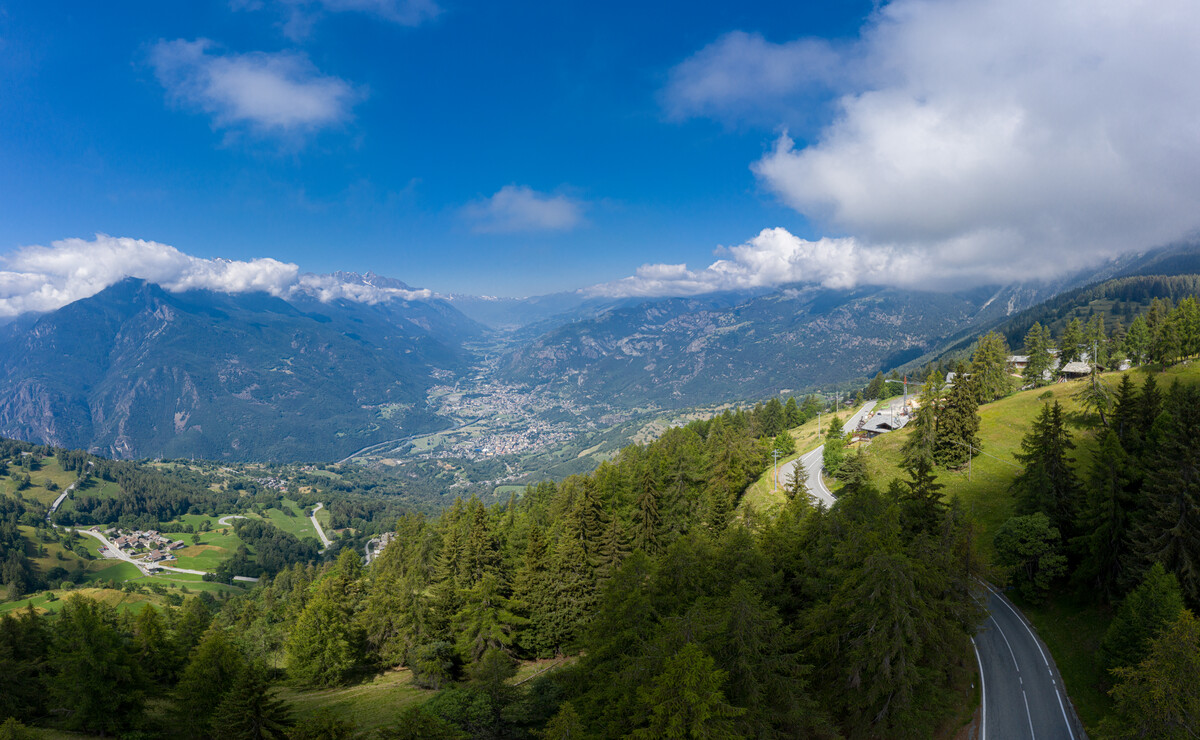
[1130,397,1200,605]
[49,596,146,735]
[934,368,980,468]
[1012,402,1082,537]
[209,666,293,740]
[1023,322,1054,386]
[1110,374,1141,451]
[631,476,662,556]
[1074,430,1136,603]
[1060,317,1084,363]
[784,396,802,427]
[900,457,945,536]
[513,526,554,657]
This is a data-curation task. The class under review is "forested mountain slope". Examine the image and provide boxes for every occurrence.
[502,285,1025,407]
[0,279,481,461]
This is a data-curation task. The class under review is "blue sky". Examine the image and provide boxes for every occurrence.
[3,0,1200,311]
[0,1,874,296]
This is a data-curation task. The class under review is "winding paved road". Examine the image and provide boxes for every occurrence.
[776,401,875,506]
[973,582,1081,740]
[310,503,333,550]
[776,404,1084,738]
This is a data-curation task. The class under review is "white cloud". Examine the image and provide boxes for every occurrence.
[462,185,585,234]
[588,228,903,298]
[662,31,843,124]
[0,235,429,318]
[150,39,362,136]
[668,0,1200,289]
[237,0,441,40]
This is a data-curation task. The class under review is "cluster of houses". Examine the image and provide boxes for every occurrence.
[1006,351,1132,383]
[106,529,186,563]
[364,531,397,565]
[253,476,289,491]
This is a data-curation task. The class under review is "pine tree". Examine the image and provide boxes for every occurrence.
[1012,402,1082,537]
[630,643,745,740]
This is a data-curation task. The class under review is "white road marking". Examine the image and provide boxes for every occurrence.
[972,637,987,740]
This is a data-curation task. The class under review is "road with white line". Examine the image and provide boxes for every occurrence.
[777,403,1084,738]
[973,582,1081,739]
[775,401,875,506]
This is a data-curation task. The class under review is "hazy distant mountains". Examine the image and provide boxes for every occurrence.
[0,245,1193,461]
[0,278,480,461]
[499,284,1033,408]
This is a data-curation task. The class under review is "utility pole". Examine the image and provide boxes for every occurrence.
[772,449,782,492]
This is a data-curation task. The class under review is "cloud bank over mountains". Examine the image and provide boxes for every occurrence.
[650,0,1200,297]
[0,235,430,318]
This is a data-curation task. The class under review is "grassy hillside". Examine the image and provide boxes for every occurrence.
[855,361,1200,729]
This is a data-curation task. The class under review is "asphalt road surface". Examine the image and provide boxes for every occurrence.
[973,582,1081,740]
[776,401,875,507]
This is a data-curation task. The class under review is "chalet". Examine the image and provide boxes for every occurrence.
[861,413,908,437]
[169,540,185,550]
[1060,361,1091,378]
[1007,355,1029,371]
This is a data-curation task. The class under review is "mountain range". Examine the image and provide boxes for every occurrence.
[0,245,1194,461]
